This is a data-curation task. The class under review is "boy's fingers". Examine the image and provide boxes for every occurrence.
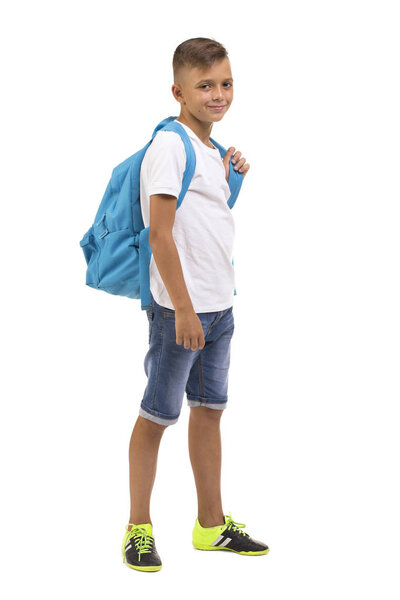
[224,147,235,161]
[231,151,242,164]
[190,334,204,351]
[233,157,246,170]
[223,148,235,176]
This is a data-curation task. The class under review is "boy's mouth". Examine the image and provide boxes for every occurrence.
[207,105,226,111]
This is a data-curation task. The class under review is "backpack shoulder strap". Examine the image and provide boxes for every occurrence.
[209,136,244,209]
[152,116,196,209]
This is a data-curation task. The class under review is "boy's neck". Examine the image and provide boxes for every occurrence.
[176,114,214,149]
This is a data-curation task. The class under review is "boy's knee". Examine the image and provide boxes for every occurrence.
[138,415,169,432]
[190,405,224,420]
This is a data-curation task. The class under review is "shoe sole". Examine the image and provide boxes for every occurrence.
[123,557,162,572]
[192,542,270,555]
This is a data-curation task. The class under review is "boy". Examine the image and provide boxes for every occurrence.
[121,37,269,572]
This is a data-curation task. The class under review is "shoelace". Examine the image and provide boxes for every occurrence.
[225,513,250,538]
[124,525,153,559]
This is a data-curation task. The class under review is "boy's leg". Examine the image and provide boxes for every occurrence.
[188,406,225,527]
[130,292,193,530]
[128,415,167,529]
[185,306,234,528]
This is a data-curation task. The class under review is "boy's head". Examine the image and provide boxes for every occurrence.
[172,37,233,124]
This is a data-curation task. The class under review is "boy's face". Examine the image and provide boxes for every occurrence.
[174,57,233,124]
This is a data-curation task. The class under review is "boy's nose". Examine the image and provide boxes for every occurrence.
[212,86,224,100]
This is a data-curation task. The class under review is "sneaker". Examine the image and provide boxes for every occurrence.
[121,522,162,571]
[192,513,270,555]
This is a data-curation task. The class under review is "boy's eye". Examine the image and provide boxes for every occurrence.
[200,83,232,89]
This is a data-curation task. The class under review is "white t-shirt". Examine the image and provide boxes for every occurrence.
[139,120,235,313]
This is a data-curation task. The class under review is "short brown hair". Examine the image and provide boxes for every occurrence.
[173,37,229,83]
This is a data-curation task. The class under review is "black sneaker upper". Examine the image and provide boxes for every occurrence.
[212,521,269,553]
[123,527,162,568]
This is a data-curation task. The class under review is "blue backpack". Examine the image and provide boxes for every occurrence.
[79,116,243,310]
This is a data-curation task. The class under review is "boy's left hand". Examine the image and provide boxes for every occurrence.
[223,147,250,182]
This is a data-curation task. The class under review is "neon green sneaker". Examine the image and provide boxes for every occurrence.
[192,513,270,555]
[121,522,162,571]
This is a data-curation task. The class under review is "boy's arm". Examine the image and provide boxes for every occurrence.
[149,193,195,314]
[144,131,195,314]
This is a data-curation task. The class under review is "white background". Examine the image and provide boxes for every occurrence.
[1,0,399,598]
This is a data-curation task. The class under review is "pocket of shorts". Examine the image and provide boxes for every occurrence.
[146,308,154,343]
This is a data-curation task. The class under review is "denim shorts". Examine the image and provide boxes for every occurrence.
[139,291,235,426]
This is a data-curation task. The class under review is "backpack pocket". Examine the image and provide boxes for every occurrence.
[79,226,100,286]
[80,227,96,265]
[97,228,140,297]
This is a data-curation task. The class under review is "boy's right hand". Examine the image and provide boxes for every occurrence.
[175,309,205,351]
[222,146,250,181]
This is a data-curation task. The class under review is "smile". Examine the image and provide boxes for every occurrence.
[207,105,226,111]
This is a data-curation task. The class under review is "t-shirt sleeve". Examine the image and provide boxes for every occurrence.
[145,131,186,198]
